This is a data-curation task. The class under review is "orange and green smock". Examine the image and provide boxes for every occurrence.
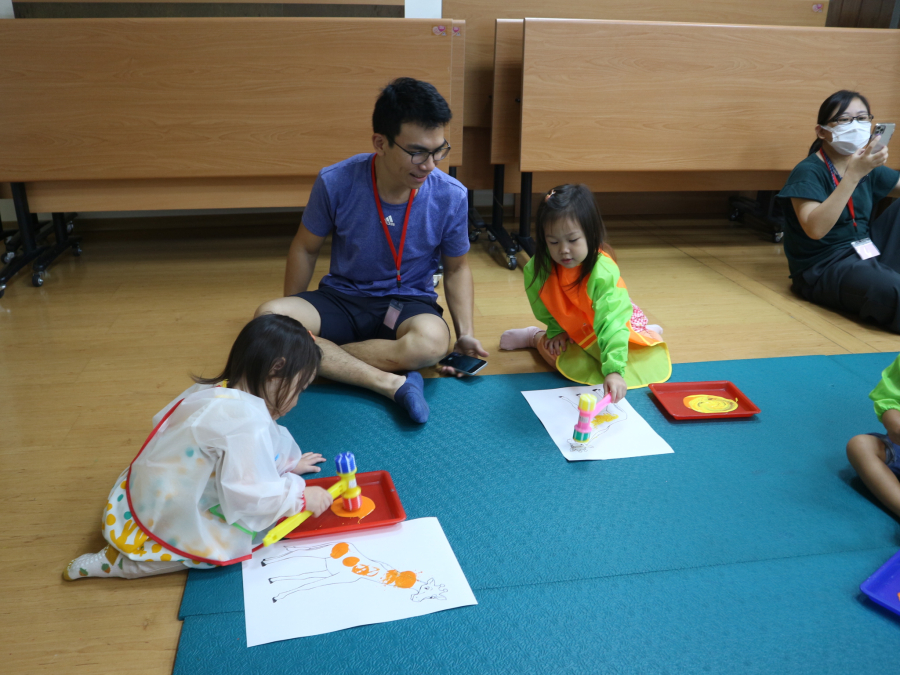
[523,252,671,388]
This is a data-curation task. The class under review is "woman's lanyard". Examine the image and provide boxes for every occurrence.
[371,155,417,289]
[819,150,858,232]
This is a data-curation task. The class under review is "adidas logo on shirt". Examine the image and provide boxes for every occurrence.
[385,215,395,227]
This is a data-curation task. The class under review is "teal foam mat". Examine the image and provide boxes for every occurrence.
[180,354,900,620]
[174,547,900,675]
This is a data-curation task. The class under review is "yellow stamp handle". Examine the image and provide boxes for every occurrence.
[262,479,347,547]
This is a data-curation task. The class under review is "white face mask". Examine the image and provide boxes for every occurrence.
[828,120,871,155]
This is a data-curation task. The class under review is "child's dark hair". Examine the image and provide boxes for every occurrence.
[530,184,607,288]
[372,77,452,145]
[808,90,871,155]
[193,314,322,414]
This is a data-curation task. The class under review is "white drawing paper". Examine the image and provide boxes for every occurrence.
[521,385,673,462]
[242,517,477,646]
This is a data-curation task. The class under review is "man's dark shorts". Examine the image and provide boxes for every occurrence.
[296,287,446,345]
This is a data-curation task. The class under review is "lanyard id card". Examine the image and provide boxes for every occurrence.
[384,299,404,330]
[852,237,881,260]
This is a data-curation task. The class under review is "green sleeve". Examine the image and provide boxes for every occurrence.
[585,256,632,378]
[522,257,564,339]
[870,354,900,423]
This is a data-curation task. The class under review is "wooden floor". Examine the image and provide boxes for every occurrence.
[2,215,899,674]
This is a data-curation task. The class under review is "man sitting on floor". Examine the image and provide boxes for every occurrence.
[256,77,488,423]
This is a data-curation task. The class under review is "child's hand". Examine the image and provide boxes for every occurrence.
[303,486,333,517]
[292,452,326,475]
[604,373,627,404]
[546,332,572,357]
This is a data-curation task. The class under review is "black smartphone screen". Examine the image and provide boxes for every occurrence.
[438,352,487,375]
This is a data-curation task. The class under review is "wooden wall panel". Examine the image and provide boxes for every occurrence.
[14,0,405,4]
[520,19,900,173]
[0,18,453,182]
[16,177,316,212]
[489,19,522,166]
[499,166,789,194]
[448,19,466,166]
[444,0,829,127]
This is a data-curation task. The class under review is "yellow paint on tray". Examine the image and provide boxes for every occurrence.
[683,394,738,413]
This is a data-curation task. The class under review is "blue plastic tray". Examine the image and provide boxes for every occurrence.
[860,549,900,617]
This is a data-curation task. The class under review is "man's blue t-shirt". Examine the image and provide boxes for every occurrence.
[302,153,470,301]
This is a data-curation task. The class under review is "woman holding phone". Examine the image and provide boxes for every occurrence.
[778,90,900,331]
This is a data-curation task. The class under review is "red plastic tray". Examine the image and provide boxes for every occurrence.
[648,380,760,420]
[283,470,406,539]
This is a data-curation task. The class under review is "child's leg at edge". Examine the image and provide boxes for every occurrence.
[847,434,900,519]
[63,544,195,581]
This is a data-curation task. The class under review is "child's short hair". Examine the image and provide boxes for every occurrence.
[531,183,607,287]
[372,77,452,145]
[194,314,322,413]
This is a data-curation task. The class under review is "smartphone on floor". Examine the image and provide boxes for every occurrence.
[438,352,487,376]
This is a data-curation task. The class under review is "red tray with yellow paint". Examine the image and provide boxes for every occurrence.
[648,381,760,420]
[282,470,406,539]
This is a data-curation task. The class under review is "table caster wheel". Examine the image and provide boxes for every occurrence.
[2,251,14,264]
[469,231,480,243]
[773,231,784,243]
[32,271,44,287]
[488,232,497,242]
[507,255,517,270]
[728,207,741,222]
[73,243,83,257]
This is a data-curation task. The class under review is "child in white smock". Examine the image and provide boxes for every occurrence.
[64,314,333,580]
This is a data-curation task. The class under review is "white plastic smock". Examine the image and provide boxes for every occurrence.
[124,383,307,565]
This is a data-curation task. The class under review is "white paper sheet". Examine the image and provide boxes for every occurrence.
[521,385,673,462]
[242,517,477,646]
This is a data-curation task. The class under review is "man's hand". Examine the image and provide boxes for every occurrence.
[438,335,490,377]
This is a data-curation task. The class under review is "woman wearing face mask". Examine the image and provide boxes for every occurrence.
[778,90,900,331]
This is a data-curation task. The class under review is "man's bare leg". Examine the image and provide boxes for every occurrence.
[342,314,451,372]
[255,297,429,422]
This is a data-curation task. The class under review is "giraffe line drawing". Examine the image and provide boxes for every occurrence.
[261,541,449,604]
[559,388,628,451]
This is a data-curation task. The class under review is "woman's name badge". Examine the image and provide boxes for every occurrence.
[852,238,880,260]
[383,299,404,330]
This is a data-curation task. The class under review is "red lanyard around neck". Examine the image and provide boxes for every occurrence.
[819,150,858,231]
[371,155,417,289]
